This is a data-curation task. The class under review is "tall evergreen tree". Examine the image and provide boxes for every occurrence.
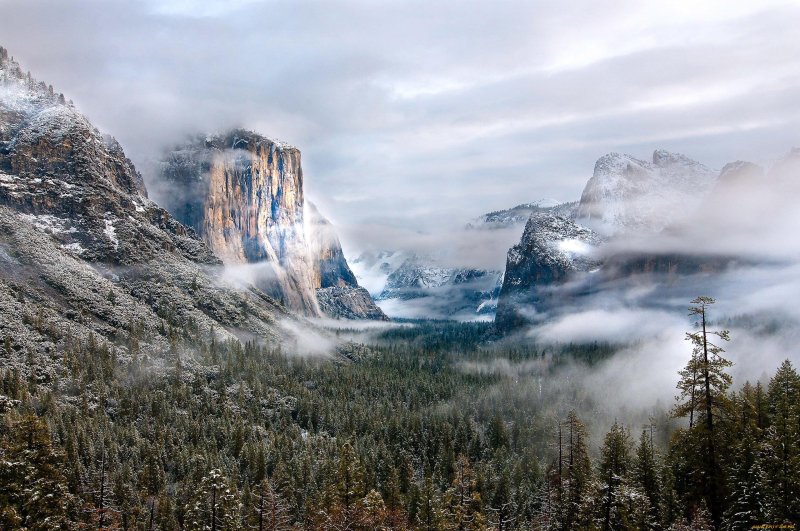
[184,468,241,531]
[672,296,732,526]
[632,428,661,528]
[595,421,631,531]
[0,414,75,529]
[443,454,484,530]
[763,359,800,522]
[250,478,291,531]
[558,411,593,530]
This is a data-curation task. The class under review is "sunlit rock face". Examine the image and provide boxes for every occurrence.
[158,130,322,315]
[158,131,386,320]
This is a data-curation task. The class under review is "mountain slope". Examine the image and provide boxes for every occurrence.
[468,199,579,229]
[0,47,312,369]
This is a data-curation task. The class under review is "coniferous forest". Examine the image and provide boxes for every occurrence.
[1,298,798,530]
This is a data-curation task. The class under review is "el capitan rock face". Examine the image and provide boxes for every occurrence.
[158,131,386,320]
[158,130,321,315]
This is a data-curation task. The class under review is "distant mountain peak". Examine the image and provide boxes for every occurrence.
[576,150,717,236]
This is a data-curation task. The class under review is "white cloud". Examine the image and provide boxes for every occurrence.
[1,0,799,253]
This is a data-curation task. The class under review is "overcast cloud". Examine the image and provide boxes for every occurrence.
[2,0,800,255]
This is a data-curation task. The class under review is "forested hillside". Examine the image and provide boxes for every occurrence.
[1,305,797,529]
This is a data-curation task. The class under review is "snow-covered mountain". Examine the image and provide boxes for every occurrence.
[351,199,584,320]
[350,250,501,320]
[0,47,296,363]
[378,255,503,318]
[495,149,733,331]
[576,150,717,236]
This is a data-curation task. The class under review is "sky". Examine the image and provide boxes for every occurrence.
[1,0,800,255]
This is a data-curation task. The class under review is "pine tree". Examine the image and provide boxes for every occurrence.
[763,359,800,522]
[542,411,594,531]
[720,430,766,530]
[595,421,631,531]
[361,489,388,529]
[566,411,593,530]
[184,468,241,531]
[320,442,366,530]
[672,296,732,526]
[486,467,515,531]
[250,478,291,531]
[416,475,446,531]
[84,448,121,528]
[0,414,75,529]
[720,379,767,529]
[443,454,484,530]
[632,428,661,528]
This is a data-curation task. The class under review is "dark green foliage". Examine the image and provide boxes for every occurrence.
[1,309,797,529]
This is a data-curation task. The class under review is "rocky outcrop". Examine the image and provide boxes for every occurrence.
[495,212,601,331]
[305,201,358,288]
[305,202,387,320]
[492,150,782,332]
[158,132,385,320]
[158,130,322,315]
[317,286,389,320]
[468,200,579,229]
[375,255,503,319]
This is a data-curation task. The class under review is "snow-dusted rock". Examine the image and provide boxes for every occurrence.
[0,47,303,371]
[468,199,579,229]
[576,150,717,236]
[495,212,601,330]
[317,286,389,321]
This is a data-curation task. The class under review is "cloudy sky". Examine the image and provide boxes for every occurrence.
[2,0,799,252]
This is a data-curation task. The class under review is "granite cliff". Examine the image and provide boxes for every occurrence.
[495,212,601,331]
[158,131,386,320]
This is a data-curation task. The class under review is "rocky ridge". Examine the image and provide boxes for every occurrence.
[492,148,798,331]
[468,199,579,229]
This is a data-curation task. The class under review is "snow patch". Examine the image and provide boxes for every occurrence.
[557,238,592,256]
[18,213,77,235]
[104,218,119,250]
[62,242,85,255]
